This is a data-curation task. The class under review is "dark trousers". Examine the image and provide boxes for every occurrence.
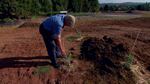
[39,24,61,65]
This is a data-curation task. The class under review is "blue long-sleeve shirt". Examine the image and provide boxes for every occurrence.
[42,14,65,39]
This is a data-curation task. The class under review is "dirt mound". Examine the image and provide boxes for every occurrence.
[147,66,150,72]
[80,36,136,84]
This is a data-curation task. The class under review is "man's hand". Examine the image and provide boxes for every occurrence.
[61,50,67,57]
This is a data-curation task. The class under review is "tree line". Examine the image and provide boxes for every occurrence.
[100,2,150,12]
[0,0,99,21]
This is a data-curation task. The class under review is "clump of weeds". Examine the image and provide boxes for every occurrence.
[66,28,84,42]
[124,53,134,70]
[32,66,51,75]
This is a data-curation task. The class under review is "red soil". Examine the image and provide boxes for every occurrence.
[0,16,150,84]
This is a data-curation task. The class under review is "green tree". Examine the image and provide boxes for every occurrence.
[0,0,101,21]
[136,5,142,10]
[39,0,52,12]
[52,0,66,11]
[82,0,90,12]
[0,0,17,20]
[15,0,32,18]
[89,0,99,12]
[67,0,76,12]
[104,5,109,11]
[30,0,41,15]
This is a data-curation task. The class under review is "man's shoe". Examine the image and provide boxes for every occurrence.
[51,63,60,69]
[57,55,66,58]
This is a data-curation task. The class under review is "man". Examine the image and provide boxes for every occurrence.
[39,14,76,68]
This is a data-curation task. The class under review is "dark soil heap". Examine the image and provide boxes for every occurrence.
[80,36,136,84]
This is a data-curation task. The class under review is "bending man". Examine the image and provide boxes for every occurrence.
[39,14,76,68]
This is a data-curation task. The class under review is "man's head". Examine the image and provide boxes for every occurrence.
[64,15,76,28]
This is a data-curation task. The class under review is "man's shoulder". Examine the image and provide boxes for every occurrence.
[42,14,65,29]
[52,14,65,26]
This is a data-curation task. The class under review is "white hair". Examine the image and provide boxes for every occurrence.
[64,15,76,28]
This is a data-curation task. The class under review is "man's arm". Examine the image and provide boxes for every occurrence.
[54,34,66,57]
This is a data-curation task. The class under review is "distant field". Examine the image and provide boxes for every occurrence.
[1,11,150,28]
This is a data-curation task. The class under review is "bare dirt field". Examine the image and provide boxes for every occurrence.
[0,13,150,84]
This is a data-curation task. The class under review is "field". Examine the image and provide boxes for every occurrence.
[0,13,150,84]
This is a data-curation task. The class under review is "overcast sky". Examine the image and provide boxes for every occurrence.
[99,0,150,3]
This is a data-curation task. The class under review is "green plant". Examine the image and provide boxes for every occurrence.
[124,30,141,70]
[33,66,51,75]
[124,53,134,70]
[75,28,82,37]
[66,28,83,42]
[66,53,73,66]
[66,35,79,42]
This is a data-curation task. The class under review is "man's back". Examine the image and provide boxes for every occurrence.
[42,14,65,31]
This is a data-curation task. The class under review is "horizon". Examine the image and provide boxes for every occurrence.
[99,0,150,3]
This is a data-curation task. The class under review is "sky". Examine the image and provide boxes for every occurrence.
[99,0,150,3]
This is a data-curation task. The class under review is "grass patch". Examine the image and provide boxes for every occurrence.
[124,53,134,70]
[66,28,84,42]
[61,53,76,73]
[31,16,38,19]
[66,35,80,42]
[61,53,75,68]
[66,53,74,65]
[33,65,51,75]
[71,12,93,16]
[142,13,150,17]
[66,32,81,42]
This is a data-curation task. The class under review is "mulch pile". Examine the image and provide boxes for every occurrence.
[80,36,136,84]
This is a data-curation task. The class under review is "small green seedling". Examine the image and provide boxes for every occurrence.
[123,30,141,70]
[66,53,74,66]
[124,53,134,70]
[33,66,51,75]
